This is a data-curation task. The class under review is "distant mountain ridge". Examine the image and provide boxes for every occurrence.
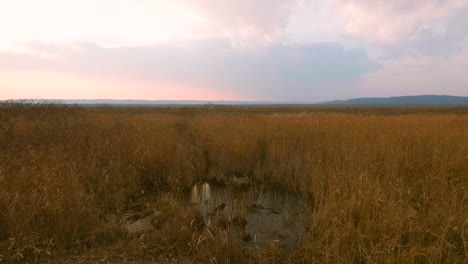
[320,95,468,105]
[6,95,466,106]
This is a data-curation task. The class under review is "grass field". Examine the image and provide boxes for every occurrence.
[0,102,467,263]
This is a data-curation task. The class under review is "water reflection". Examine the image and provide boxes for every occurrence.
[190,182,305,249]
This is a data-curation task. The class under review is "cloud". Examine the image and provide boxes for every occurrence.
[330,0,468,43]
[316,1,468,59]
[402,8,468,56]
[0,40,377,100]
[179,0,300,41]
[356,51,468,97]
[1,0,304,47]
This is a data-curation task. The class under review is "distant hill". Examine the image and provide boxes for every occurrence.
[320,95,468,106]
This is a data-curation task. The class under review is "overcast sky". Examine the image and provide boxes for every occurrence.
[1,0,467,101]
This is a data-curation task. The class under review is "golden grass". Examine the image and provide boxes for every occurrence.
[0,103,467,263]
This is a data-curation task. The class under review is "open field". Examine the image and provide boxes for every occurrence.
[0,103,467,263]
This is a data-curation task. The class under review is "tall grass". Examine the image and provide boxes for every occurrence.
[0,103,466,263]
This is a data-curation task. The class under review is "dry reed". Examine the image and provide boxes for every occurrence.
[0,102,466,263]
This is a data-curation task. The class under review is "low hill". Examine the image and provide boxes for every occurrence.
[321,95,468,105]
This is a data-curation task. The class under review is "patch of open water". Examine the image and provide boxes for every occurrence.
[190,182,305,250]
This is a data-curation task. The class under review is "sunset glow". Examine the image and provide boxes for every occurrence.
[1,0,468,101]
[0,71,243,101]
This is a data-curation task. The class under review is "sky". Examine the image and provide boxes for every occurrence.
[1,0,467,101]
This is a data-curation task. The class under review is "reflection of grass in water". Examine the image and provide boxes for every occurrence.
[0,102,467,263]
[283,214,297,229]
[269,208,281,214]
[232,213,248,228]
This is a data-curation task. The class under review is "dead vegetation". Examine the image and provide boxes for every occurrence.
[0,101,467,263]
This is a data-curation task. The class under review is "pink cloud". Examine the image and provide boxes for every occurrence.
[328,0,468,43]
[178,0,298,42]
